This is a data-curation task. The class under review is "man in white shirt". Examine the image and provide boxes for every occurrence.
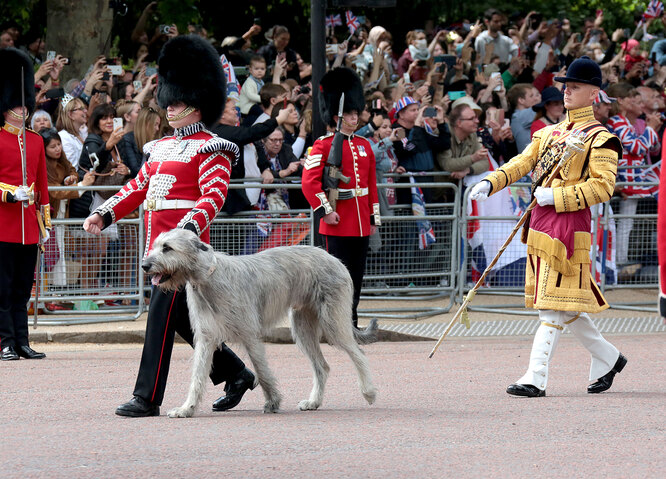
[474,8,518,64]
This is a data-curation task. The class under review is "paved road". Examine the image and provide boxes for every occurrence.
[3,335,664,478]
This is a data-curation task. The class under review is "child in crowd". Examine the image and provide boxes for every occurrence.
[622,39,648,73]
[239,55,267,116]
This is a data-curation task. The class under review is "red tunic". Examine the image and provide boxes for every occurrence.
[302,133,380,237]
[0,124,49,245]
[657,137,666,306]
[94,122,237,255]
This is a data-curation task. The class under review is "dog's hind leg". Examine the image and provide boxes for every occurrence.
[319,297,378,406]
[242,337,282,413]
[167,332,215,418]
[337,340,378,405]
[291,309,329,411]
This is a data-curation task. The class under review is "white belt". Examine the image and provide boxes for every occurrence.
[143,198,197,211]
[337,187,368,199]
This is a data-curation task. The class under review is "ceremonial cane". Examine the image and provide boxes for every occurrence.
[428,130,586,358]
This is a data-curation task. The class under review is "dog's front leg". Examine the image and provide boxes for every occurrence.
[167,332,215,418]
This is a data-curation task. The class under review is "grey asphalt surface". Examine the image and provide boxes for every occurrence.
[3,334,664,478]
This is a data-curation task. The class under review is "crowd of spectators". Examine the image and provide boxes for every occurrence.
[1,3,664,298]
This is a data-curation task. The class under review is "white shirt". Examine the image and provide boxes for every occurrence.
[474,31,518,64]
[58,126,87,169]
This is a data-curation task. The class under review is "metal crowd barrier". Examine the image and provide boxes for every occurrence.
[458,180,659,316]
[31,173,659,325]
[34,185,145,325]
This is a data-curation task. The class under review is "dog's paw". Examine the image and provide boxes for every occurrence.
[263,399,281,414]
[298,399,321,411]
[363,389,377,405]
[167,406,194,418]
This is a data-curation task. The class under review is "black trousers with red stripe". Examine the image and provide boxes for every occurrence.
[0,242,37,349]
[133,286,246,406]
[323,235,370,328]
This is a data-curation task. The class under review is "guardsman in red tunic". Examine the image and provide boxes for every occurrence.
[302,68,380,328]
[0,48,49,361]
[84,36,256,417]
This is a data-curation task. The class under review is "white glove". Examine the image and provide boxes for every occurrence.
[14,185,32,202]
[40,229,51,245]
[534,186,555,206]
[469,181,491,201]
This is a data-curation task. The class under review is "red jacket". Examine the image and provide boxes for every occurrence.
[0,124,49,244]
[657,135,666,304]
[94,122,237,255]
[302,133,380,237]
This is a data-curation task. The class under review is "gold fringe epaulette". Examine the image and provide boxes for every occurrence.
[317,132,334,141]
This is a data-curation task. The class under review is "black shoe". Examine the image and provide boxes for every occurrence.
[506,383,546,397]
[588,353,627,394]
[212,367,257,411]
[16,345,46,359]
[115,396,160,417]
[1,346,19,361]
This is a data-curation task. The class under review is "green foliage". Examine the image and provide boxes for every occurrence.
[157,0,201,31]
[0,0,43,35]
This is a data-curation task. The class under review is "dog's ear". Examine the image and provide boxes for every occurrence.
[191,237,210,252]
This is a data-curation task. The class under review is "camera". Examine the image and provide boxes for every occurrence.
[423,107,437,118]
[44,87,65,99]
[108,65,123,76]
[101,72,110,81]
[159,24,172,35]
[300,85,310,94]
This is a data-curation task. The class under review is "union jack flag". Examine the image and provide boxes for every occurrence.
[326,14,342,29]
[345,10,360,34]
[644,0,664,19]
[410,176,436,249]
[219,54,233,83]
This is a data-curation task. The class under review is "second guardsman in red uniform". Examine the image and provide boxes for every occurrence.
[302,68,380,328]
[0,48,50,361]
[84,36,256,417]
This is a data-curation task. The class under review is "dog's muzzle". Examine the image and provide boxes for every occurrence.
[142,260,172,286]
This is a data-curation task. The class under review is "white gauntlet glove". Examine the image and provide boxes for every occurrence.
[14,185,33,203]
[40,228,51,245]
[534,186,555,206]
[469,180,491,201]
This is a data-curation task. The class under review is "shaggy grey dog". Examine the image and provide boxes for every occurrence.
[142,228,378,418]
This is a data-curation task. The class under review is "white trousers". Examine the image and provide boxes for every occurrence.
[616,198,638,265]
[517,310,620,390]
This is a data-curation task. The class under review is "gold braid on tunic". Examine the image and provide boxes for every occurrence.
[482,106,621,312]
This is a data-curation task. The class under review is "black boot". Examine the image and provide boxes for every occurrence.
[588,353,627,394]
[212,368,257,411]
[506,383,546,397]
[16,345,46,359]
[115,396,160,417]
[1,346,19,361]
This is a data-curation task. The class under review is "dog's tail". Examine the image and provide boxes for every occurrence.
[354,318,379,345]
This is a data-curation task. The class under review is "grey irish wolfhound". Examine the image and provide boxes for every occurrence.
[142,228,378,418]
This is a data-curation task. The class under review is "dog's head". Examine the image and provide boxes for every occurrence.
[142,228,213,291]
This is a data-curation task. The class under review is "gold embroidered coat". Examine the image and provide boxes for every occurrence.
[483,106,621,312]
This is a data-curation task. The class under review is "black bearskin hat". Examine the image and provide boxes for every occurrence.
[156,35,226,127]
[0,48,36,125]
[319,67,365,127]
